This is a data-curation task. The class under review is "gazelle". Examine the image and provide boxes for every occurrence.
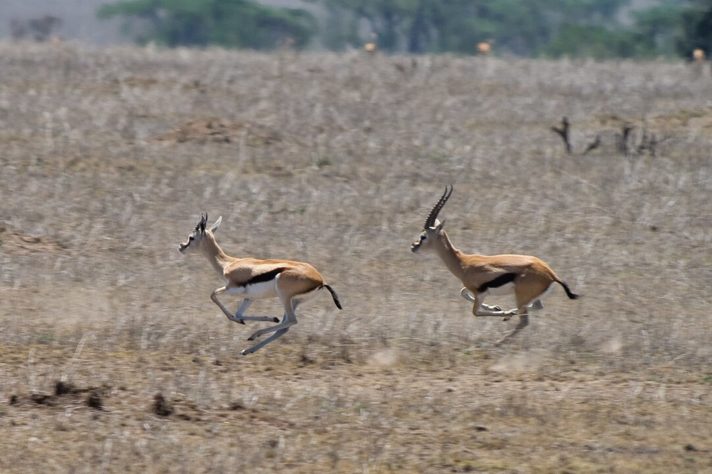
[178,214,342,355]
[411,185,579,344]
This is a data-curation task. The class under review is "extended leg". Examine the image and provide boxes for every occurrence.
[461,288,502,311]
[495,283,543,345]
[241,328,289,355]
[211,287,245,324]
[529,299,544,311]
[472,294,517,317]
[245,288,298,348]
[495,311,529,346]
[234,299,280,323]
[246,309,296,341]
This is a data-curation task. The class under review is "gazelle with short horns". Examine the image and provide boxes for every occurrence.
[178,213,342,355]
[411,186,579,344]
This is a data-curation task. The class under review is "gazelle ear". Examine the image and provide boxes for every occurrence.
[435,218,446,231]
[209,216,223,233]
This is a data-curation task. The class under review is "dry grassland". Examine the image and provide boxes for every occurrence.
[0,42,711,473]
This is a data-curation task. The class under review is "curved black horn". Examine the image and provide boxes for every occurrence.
[423,185,453,229]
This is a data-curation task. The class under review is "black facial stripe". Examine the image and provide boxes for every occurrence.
[244,268,287,286]
[477,273,517,293]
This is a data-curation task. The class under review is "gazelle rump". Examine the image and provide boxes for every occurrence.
[178,214,342,355]
[411,185,579,344]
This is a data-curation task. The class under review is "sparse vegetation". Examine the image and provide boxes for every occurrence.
[0,43,711,472]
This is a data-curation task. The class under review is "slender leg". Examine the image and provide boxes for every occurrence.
[472,294,516,317]
[243,288,297,353]
[529,299,544,311]
[495,311,529,346]
[211,287,245,324]
[460,287,475,302]
[241,328,289,355]
[461,288,502,312]
[246,310,296,341]
[234,299,280,323]
[495,284,542,345]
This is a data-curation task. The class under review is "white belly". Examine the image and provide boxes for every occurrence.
[226,280,278,299]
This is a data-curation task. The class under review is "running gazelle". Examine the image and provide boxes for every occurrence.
[411,185,579,344]
[178,214,342,355]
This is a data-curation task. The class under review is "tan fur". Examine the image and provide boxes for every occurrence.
[412,186,577,344]
[179,215,340,355]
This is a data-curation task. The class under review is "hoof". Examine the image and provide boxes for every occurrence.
[240,350,249,356]
[247,336,255,341]
[237,319,245,325]
[272,317,280,323]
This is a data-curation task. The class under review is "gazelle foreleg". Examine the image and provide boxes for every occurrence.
[460,288,503,312]
[211,286,246,324]
[471,293,517,318]
[234,299,280,323]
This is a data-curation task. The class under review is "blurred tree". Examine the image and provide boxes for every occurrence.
[677,0,712,56]
[309,0,632,55]
[98,0,317,49]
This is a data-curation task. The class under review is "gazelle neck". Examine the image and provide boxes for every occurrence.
[200,232,231,275]
[434,230,465,279]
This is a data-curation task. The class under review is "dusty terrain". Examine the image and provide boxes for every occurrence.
[0,43,710,473]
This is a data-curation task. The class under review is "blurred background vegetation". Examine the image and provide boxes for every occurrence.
[4,0,712,58]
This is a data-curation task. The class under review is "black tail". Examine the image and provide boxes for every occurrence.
[323,284,342,309]
[557,280,580,300]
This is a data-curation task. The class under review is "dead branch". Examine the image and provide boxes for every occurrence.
[581,134,601,156]
[617,123,634,156]
[550,117,572,154]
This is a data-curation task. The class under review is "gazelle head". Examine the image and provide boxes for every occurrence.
[178,213,222,254]
[411,185,453,253]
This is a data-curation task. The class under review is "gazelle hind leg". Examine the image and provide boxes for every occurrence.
[495,311,529,346]
[245,276,298,345]
[241,328,289,355]
[495,278,547,345]
[246,301,296,342]
[529,299,544,311]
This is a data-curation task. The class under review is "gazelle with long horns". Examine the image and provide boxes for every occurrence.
[411,185,579,344]
[178,214,342,355]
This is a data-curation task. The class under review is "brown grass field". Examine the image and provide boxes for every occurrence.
[0,42,711,473]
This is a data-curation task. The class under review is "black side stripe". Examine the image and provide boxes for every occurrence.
[244,268,287,286]
[477,273,517,293]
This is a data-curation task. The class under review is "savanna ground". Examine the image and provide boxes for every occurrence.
[0,42,711,473]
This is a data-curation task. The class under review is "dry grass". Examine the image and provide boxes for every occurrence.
[0,42,710,473]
